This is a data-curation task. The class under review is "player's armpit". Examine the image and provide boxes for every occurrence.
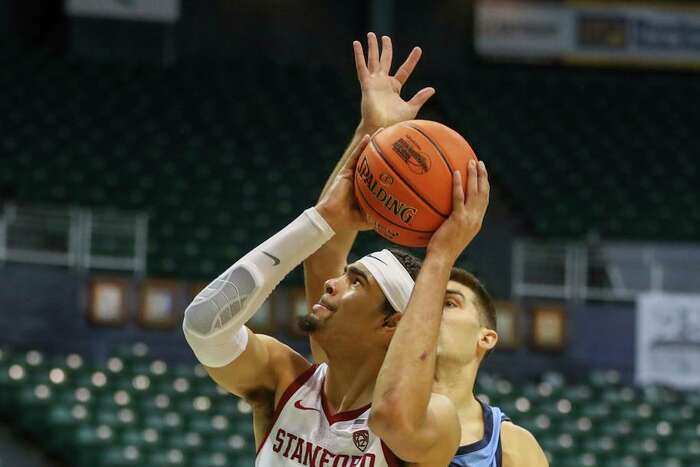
[205,328,311,402]
[369,392,461,465]
[501,422,549,467]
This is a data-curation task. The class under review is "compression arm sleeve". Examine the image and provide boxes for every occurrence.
[183,207,334,367]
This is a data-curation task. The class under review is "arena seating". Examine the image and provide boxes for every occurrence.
[0,345,257,466]
[1,49,699,279]
[1,345,699,467]
[439,67,700,242]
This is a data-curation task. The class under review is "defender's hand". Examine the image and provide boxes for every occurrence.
[427,160,490,262]
[316,135,373,233]
[354,32,435,133]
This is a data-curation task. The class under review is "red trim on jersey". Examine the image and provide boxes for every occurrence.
[256,364,319,455]
[319,376,372,426]
[381,440,403,467]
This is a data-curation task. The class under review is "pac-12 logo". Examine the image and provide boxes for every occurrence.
[352,430,369,452]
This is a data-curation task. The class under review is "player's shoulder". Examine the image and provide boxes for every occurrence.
[500,421,549,467]
[500,420,536,442]
[258,335,313,393]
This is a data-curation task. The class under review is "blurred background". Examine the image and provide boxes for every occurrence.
[0,0,699,466]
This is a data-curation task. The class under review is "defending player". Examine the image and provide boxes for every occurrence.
[303,34,549,466]
[182,35,481,466]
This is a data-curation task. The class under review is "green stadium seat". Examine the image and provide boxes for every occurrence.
[582,435,619,457]
[72,424,118,465]
[644,459,684,467]
[102,445,143,466]
[558,452,599,467]
[166,431,203,453]
[145,448,188,467]
[621,437,661,458]
[120,427,161,449]
[599,455,641,467]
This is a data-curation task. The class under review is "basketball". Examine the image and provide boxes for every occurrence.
[354,120,478,247]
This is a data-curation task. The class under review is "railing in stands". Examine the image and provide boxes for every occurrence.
[513,239,700,301]
[0,202,148,275]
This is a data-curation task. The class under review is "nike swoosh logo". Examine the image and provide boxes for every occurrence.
[366,254,387,265]
[294,400,321,413]
[262,251,280,266]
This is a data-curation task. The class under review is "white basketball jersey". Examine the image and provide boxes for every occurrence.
[256,364,403,467]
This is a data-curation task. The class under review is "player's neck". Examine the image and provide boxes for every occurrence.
[434,359,485,445]
[433,356,478,408]
[455,395,486,447]
[323,353,383,415]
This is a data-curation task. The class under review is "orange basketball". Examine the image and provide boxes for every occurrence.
[354,120,478,247]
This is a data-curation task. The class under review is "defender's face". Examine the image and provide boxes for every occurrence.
[437,280,494,364]
[307,262,391,351]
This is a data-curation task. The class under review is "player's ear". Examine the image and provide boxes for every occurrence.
[382,312,402,331]
[478,328,498,353]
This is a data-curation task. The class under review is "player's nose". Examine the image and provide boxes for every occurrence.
[323,277,337,295]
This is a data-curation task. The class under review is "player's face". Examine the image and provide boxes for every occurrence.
[437,280,497,365]
[305,262,391,351]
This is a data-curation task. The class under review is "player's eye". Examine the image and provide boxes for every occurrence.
[352,277,362,286]
[445,300,458,308]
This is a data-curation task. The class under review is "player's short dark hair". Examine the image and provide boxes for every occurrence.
[382,248,422,315]
[449,267,497,331]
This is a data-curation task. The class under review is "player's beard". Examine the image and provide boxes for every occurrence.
[297,313,321,334]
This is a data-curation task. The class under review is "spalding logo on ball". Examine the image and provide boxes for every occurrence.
[354,120,477,247]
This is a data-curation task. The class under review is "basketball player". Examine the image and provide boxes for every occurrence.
[303,34,549,466]
[182,34,479,466]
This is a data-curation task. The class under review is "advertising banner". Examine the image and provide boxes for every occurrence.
[636,293,700,389]
[66,0,180,23]
[476,1,700,67]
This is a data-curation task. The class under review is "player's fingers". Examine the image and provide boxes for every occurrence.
[467,160,478,200]
[477,161,490,195]
[367,32,380,73]
[475,161,490,215]
[379,35,393,74]
[345,135,370,172]
[407,87,436,109]
[353,40,369,83]
[452,171,465,211]
[394,46,422,85]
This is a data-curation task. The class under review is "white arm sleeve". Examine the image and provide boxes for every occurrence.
[183,207,334,367]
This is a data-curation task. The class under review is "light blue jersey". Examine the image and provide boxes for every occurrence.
[450,401,509,467]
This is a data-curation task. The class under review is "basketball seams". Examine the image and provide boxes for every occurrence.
[369,137,450,217]
[403,122,456,173]
[354,167,439,235]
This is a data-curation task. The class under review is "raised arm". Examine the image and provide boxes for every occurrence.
[182,207,333,399]
[183,144,370,400]
[369,161,491,464]
[304,32,435,361]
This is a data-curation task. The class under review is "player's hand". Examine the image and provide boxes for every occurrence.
[426,160,490,263]
[354,32,435,133]
[316,135,374,233]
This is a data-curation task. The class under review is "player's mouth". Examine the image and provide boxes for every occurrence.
[312,299,336,314]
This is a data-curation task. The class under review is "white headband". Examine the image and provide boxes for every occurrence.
[357,249,415,313]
